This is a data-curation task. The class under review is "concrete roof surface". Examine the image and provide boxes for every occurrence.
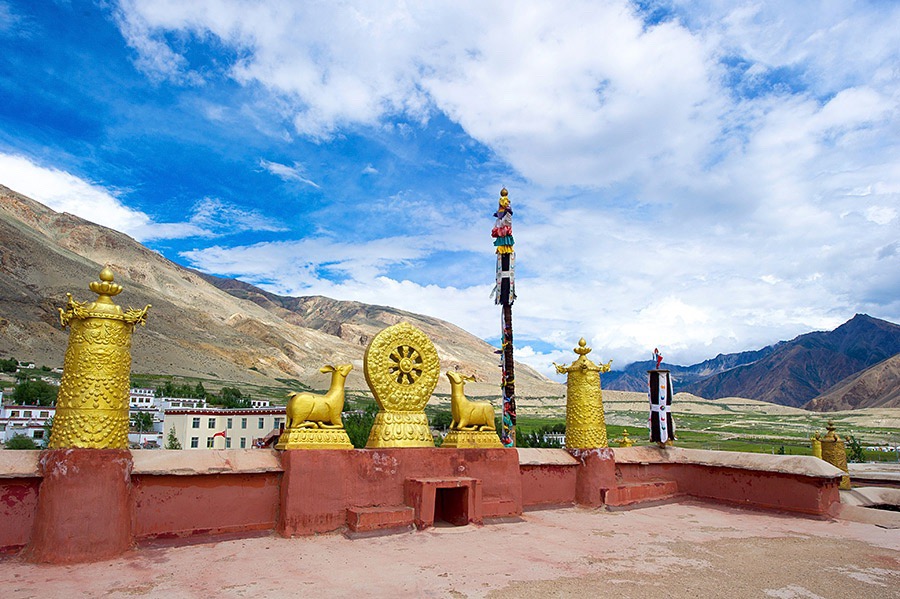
[2,501,898,598]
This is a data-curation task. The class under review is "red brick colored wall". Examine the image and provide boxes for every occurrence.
[615,462,840,516]
[132,472,281,541]
[278,448,522,536]
[0,478,40,553]
[520,465,577,508]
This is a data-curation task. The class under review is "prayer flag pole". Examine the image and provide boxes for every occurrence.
[491,188,516,446]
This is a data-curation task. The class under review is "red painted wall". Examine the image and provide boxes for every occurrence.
[0,478,40,553]
[26,450,133,564]
[520,465,577,508]
[279,448,522,536]
[2,446,843,562]
[132,472,281,541]
[615,462,840,516]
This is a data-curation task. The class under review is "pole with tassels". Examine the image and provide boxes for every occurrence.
[491,188,516,446]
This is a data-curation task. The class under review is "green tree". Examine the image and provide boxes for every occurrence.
[845,435,866,463]
[431,411,453,431]
[43,416,54,446]
[344,402,379,448]
[165,426,182,450]
[11,379,58,406]
[0,357,18,373]
[217,386,251,409]
[130,412,154,433]
[194,381,207,399]
[5,435,39,449]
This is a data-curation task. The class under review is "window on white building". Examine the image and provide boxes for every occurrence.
[40,411,49,418]
[258,417,265,429]
[208,417,216,428]
[206,437,214,448]
[240,437,246,448]
[192,417,200,429]
[241,418,247,429]
[227,418,233,429]
[190,437,199,448]
[225,437,231,448]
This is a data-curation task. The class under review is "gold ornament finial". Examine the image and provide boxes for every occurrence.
[554,337,611,449]
[820,420,850,489]
[89,265,123,304]
[500,187,508,197]
[50,267,150,449]
[574,338,591,356]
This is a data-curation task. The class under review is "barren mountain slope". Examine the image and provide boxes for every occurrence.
[804,353,900,411]
[0,185,558,397]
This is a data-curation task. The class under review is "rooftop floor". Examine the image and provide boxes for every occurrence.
[2,500,899,598]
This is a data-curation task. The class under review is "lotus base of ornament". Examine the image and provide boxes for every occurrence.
[275,427,353,450]
[365,411,434,448]
[441,429,503,449]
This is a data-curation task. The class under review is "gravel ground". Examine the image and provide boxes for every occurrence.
[2,501,898,598]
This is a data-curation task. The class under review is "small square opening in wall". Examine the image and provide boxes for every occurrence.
[434,487,469,526]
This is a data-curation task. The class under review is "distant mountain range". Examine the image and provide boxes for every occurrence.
[2,183,898,410]
[604,314,900,410]
[0,185,557,397]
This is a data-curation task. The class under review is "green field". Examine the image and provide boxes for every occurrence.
[122,373,900,462]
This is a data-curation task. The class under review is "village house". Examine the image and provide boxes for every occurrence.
[163,406,286,449]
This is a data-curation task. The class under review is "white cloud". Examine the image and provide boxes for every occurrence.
[0,153,284,241]
[0,152,159,237]
[104,1,900,374]
[259,159,320,188]
[189,197,288,233]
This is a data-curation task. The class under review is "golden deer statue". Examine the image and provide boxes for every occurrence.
[447,371,495,431]
[285,364,353,429]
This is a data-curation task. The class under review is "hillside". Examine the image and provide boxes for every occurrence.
[681,315,900,407]
[804,353,900,411]
[0,185,558,398]
[604,314,900,409]
[603,346,776,392]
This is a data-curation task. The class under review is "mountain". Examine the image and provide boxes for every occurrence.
[804,353,900,411]
[681,315,900,407]
[603,346,776,393]
[0,185,558,397]
[604,314,900,408]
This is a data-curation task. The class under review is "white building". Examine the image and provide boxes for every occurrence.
[129,388,206,411]
[163,407,286,450]
[0,404,55,446]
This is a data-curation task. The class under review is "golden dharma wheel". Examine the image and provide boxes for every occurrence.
[363,322,439,447]
[364,321,439,412]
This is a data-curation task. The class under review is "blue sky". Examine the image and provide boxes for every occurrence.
[1,1,898,378]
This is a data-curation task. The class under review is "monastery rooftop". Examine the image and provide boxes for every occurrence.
[3,499,898,598]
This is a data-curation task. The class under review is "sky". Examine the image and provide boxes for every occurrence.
[0,1,898,380]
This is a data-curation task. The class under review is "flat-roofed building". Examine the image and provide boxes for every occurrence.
[0,404,56,446]
[164,407,286,450]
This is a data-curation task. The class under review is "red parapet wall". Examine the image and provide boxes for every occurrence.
[520,465,578,508]
[0,445,844,563]
[0,477,41,553]
[278,448,522,536]
[611,447,843,516]
[133,472,281,541]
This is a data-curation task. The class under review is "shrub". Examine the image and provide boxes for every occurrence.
[5,435,39,450]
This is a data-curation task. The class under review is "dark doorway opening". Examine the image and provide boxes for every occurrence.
[434,487,469,526]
